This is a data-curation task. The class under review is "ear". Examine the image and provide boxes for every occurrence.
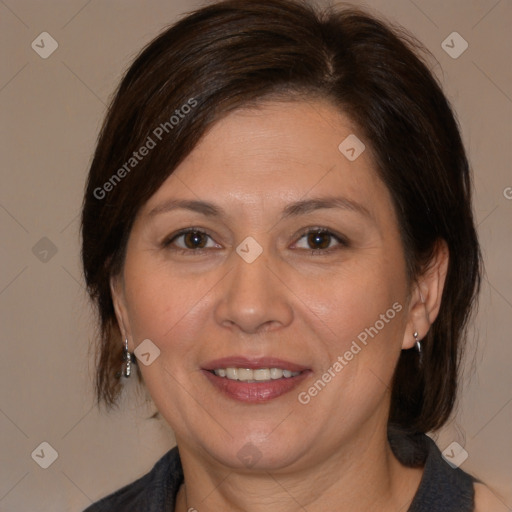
[110,272,132,348]
[402,239,449,349]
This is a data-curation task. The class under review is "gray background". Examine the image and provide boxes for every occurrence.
[1,0,511,510]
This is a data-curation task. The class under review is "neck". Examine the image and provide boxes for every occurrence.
[174,422,423,512]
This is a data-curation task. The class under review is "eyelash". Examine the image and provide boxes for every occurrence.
[162,227,349,256]
[294,228,349,254]
[162,227,219,255]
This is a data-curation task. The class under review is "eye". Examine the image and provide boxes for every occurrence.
[163,228,220,252]
[293,228,347,253]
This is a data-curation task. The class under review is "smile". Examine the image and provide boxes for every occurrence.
[211,367,302,382]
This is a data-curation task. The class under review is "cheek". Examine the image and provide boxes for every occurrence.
[291,257,406,350]
[289,259,408,419]
[296,265,406,404]
[122,256,218,347]
[120,258,217,409]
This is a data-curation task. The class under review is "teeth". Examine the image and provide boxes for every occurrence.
[213,367,301,382]
[270,368,283,379]
[237,368,252,380]
[226,368,238,379]
[253,369,270,381]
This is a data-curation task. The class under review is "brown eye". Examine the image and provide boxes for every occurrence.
[183,231,208,249]
[294,228,347,253]
[307,231,332,250]
[165,229,219,251]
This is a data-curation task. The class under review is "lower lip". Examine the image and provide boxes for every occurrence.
[202,370,311,403]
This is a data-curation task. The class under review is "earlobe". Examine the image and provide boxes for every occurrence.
[402,239,449,350]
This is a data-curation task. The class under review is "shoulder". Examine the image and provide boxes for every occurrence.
[83,446,183,512]
[391,430,476,511]
[402,434,507,512]
[474,483,510,512]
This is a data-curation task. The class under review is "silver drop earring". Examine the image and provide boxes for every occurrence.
[122,338,132,378]
[414,331,422,365]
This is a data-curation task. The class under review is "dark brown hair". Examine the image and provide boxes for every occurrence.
[81,0,481,433]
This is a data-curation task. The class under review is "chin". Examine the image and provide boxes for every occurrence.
[199,427,313,472]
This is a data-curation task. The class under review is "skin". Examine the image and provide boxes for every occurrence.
[474,483,511,512]
[111,99,451,511]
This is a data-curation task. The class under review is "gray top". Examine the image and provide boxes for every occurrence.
[84,433,475,511]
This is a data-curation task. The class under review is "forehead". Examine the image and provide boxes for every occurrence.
[141,99,393,220]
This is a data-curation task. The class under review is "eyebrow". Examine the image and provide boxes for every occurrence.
[148,199,222,218]
[281,196,372,220]
[148,196,372,220]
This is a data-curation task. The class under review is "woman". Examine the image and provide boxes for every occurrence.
[81,0,498,510]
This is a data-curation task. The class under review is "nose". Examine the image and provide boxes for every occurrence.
[214,248,294,334]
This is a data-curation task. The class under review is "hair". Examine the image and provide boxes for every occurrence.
[81,0,481,434]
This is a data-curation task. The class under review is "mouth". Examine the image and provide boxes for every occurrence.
[202,357,311,402]
[210,367,301,381]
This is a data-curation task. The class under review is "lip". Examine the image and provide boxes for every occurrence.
[201,356,311,403]
[202,368,311,403]
[202,356,309,373]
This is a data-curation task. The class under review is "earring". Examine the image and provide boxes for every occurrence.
[414,331,422,365]
[122,338,132,378]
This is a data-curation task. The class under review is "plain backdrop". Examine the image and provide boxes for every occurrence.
[1,0,511,510]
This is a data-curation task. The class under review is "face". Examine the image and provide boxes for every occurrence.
[112,99,419,472]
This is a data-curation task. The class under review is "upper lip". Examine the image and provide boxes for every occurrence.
[202,356,309,373]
